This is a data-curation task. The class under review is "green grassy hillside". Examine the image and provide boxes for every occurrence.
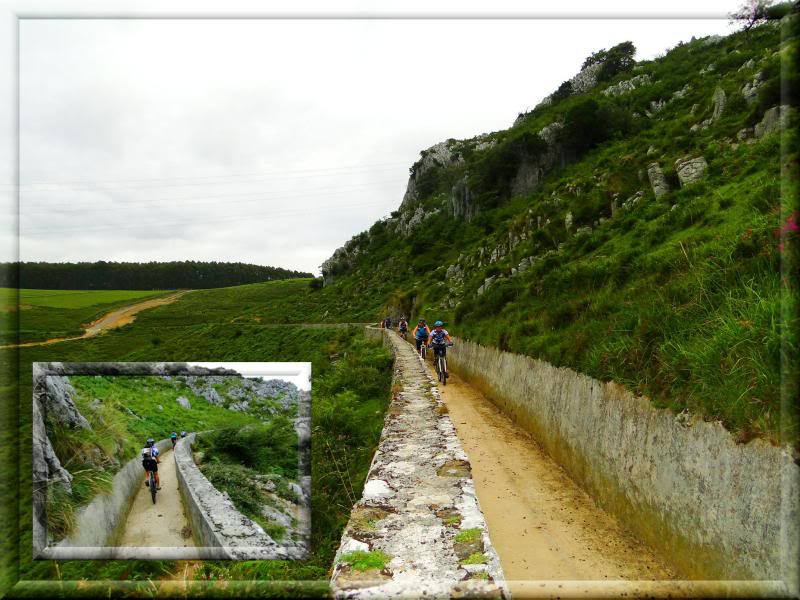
[316,16,799,444]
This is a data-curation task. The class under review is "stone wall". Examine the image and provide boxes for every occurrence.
[330,328,507,598]
[173,433,306,560]
[446,337,798,595]
[36,437,172,559]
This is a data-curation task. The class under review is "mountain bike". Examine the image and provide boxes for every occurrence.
[431,343,453,385]
[147,470,157,504]
[418,340,427,360]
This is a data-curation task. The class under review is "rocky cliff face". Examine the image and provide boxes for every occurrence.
[32,364,90,545]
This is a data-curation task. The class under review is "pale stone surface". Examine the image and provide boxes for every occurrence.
[174,434,309,560]
[330,329,506,598]
[754,105,796,139]
[450,175,479,221]
[672,83,691,99]
[741,71,764,105]
[602,73,652,97]
[175,395,192,409]
[711,86,726,121]
[647,163,670,198]
[569,60,603,94]
[401,140,463,211]
[675,156,708,186]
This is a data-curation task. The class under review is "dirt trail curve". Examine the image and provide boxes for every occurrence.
[118,448,194,548]
[406,335,675,594]
[3,290,189,349]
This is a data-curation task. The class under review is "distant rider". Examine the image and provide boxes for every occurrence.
[180,431,187,438]
[170,431,178,448]
[427,321,454,370]
[141,437,161,490]
[413,318,431,356]
[398,316,408,339]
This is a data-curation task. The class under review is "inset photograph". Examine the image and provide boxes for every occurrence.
[32,361,311,560]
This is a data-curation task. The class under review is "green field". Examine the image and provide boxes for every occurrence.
[2,288,169,310]
[0,288,172,345]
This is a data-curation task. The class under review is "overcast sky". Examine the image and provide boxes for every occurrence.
[1,1,745,275]
[189,362,311,390]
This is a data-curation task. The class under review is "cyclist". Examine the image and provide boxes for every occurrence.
[170,432,178,448]
[398,316,408,339]
[180,431,187,438]
[141,438,161,490]
[412,318,431,356]
[427,320,454,372]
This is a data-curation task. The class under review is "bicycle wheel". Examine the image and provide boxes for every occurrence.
[442,358,448,385]
[150,473,157,504]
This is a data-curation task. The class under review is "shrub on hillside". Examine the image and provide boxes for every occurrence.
[205,419,298,478]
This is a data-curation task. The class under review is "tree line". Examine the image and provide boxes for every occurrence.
[0,261,312,290]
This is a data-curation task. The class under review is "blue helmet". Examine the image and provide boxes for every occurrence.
[146,437,155,446]
[434,320,444,327]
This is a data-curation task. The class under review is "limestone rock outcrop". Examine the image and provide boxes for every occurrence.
[675,156,708,187]
[602,73,652,97]
[741,71,764,105]
[711,86,727,121]
[449,176,479,221]
[647,163,670,199]
[401,140,463,211]
[754,105,795,139]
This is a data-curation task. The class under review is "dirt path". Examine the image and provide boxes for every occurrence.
[4,290,188,349]
[417,353,674,592]
[118,449,194,548]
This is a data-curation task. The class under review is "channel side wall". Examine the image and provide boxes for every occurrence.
[330,328,507,598]
[173,433,305,560]
[38,437,172,559]
[446,336,798,594]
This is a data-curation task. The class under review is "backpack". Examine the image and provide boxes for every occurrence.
[141,447,154,464]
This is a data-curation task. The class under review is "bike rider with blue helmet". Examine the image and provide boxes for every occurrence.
[427,320,454,359]
[412,318,431,356]
[141,437,161,490]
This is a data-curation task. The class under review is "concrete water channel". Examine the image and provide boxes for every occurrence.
[331,328,796,598]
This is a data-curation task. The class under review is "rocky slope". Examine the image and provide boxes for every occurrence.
[315,12,798,442]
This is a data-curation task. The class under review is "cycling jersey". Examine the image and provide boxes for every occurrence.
[415,327,429,340]
[399,320,408,331]
[430,329,450,344]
